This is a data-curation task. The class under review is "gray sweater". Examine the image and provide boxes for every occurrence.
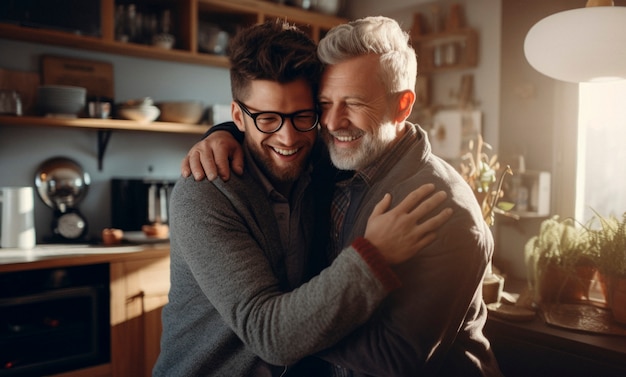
[320,124,502,377]
[153,162,395,376]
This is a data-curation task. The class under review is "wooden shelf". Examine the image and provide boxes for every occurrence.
[0,115,208,170]
[0,0,347,68]
[0,115,208,134]
[0,23,232,68]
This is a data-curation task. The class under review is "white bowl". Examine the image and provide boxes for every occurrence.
[117,105,160,124]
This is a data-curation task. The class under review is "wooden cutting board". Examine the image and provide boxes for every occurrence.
[41,55,115,100]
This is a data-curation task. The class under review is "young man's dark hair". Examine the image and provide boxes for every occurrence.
[229,20,322,102]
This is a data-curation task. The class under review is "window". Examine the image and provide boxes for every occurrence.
[577,80,626,223]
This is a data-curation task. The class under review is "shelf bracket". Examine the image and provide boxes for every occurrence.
[97,130,113,171]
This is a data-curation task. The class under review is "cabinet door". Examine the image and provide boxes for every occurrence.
[110,254,170,377]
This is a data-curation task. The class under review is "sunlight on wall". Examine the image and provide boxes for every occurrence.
[577,80,626,222]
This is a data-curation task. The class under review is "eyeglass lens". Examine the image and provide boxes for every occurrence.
[255,111,317,132]
[237,101,318,133]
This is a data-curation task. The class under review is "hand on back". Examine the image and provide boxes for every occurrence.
[364,184,453,265]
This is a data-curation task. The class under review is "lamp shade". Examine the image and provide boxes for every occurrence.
[524,6,626,83]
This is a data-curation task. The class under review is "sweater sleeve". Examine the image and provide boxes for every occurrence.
[317,206,493,376]
[202,121,244,143]
[352,237,401,292]
[170,176,396,365]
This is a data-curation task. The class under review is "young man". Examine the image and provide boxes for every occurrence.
[183,16,503,377]
[154,20,452,377]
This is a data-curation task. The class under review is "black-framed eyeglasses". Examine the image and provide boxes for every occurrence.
[235,100,319,134]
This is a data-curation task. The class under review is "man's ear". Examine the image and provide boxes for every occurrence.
[231,101,246,132]
[393,90,415,123]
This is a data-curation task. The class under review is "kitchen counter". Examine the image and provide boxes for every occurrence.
[0,242,170,376]
[0,242,169,272]
[486,279,626,377]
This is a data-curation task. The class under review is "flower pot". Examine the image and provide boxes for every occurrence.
[483,273,505,304]
[593,271,612,308]
[537,262,596,304]
[608,276,626,324]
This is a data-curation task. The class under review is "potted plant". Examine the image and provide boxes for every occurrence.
[459,134,514,304]
[459,135,514,227]
[589,212,626,324]
[524,215,598,305]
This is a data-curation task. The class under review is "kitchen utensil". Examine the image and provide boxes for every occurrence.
[87,97,112,118]
[116,97,160,123]
[197,22,229,55]
[0,90,23,116]
[102,228,123,245]
[35,157,91,241]
[312,0,343,15]
[0,186,36,249]
[153,33,175,49]
[117,104,160,123]
[288,0,312,10]
[37,85,87,117]
[110,178,175,232]
[156,101,204,124]
[147,182,169,224]
[121,97,154,107]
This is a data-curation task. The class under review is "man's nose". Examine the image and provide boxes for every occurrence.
[321,106,344,131]
[275,118,299,143]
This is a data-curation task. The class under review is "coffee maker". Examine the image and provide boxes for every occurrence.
[110,178,176,232]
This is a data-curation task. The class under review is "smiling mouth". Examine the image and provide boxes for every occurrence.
[333,134,361,143]
[272,147,299,156]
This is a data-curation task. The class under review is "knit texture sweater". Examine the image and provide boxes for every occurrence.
[319,123,503,377]
[153,143,399,377]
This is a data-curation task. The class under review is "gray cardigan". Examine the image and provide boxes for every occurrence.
[153,165,392,376]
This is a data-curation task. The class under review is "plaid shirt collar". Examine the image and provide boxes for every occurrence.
[330,123,418,257]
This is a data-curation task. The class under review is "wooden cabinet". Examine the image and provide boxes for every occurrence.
[484,279,626,377]
[412,28,479,74]
[409,5,479,74]
[0,0,347,68]
[110,253,170,377]
[0,247,170,377]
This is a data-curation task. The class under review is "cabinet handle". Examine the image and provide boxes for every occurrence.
[126,290,145,304]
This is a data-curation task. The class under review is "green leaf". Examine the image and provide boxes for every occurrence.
[497,201,516,211]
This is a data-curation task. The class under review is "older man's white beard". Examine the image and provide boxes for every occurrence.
[325,124,396,171]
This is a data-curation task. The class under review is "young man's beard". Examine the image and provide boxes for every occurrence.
[246,140,307,185]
